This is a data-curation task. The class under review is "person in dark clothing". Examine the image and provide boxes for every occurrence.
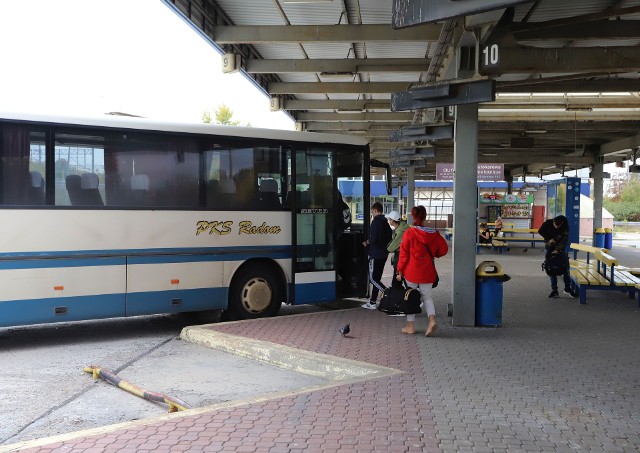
[335,190,352,232]
[362,202,392,309]
[478,222,492,244]
[538,215,578,298]
[334,190,352,285]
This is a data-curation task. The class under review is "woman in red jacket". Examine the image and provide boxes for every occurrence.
[396,205,448,336]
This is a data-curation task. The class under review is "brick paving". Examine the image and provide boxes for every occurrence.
[8,249,640,452]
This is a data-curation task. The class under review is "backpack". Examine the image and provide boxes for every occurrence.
[542,252,566,276]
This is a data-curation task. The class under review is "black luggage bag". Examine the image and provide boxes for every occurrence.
[378,285,422,315]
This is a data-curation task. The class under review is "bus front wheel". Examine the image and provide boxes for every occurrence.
[228,265,282,320]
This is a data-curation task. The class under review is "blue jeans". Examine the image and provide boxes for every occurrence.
[548,251,571,291]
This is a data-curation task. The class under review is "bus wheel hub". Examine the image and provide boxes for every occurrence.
[241,278,271,313]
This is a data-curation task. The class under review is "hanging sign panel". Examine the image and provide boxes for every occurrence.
[392,0,530,27]
[436,163,504,181]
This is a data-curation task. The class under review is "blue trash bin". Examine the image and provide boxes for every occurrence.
[475,261,510,327]
[604,228,613,250]
[594,228,605,248]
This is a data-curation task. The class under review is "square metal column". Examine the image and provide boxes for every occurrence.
[452,103,479,326]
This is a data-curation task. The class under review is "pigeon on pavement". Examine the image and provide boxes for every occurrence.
[339,323,350,337]
[522,248,528,253]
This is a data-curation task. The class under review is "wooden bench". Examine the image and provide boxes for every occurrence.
[500,228,546,248]
[569,243,609,269]
[569,249,640,306]
[445,224,514,241]
[476,239,509,254]
[487,222,514,230]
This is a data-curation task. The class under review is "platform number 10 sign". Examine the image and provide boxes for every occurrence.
[482,44,499,67]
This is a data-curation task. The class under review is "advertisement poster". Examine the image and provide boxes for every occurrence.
[500,204,532,219]
[479,193,533,204]
[436,163,504,181]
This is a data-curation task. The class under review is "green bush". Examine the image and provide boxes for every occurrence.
[604,200,640,221]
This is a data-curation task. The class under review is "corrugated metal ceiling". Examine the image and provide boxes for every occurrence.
[163,0,640,178]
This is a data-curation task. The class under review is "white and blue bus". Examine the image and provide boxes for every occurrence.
[0,113,388,327]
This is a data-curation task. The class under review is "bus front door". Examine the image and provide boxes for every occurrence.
[335,151,368,299]
[290,149,336,304]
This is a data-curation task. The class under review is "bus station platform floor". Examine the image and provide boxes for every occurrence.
[6,246,640,453]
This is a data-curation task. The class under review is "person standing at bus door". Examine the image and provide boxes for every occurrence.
[538,215,578,299]
[396,205,448,336]
[386,211,409,289]
[335,190,352,284]
[361,202,392,309]
[478,222,492,244]
[336,190,352,233]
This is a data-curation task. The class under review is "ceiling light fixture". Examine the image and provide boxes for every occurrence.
[524,129,547,134]
[320,71,355,77]
[565,107,593,112]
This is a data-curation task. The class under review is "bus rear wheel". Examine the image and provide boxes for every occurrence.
[228,265,282,320]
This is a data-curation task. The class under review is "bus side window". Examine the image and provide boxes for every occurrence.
[217,179,236,209]
[65,175,82,205]
[130,174,150,206]
[206,179,218,208]
[1,125,46,206]
[259,178,282,210]
[27,171,45,205]
[79,173,104,206]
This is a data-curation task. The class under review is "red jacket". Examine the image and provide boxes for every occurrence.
[397,226,448,284]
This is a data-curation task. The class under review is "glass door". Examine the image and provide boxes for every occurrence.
[290,148,336,304]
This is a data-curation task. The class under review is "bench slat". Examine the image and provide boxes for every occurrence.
[617,270,640,286]
[569,259,596,269]
[570,269,589,285]
[501,228,537,233]
[599,269,627,286]
[581,268,610,285]
[618,266,640,276]
[569,242,609,254]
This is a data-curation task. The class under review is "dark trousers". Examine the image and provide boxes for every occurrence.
[390,255,403,289]
[368,257,387,302]
[548,251,572,291]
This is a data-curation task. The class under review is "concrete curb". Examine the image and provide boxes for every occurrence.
[180,325,399,381]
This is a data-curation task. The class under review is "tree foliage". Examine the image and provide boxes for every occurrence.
[202,103,246,126]
[215,104,241,126]
[604,174,640,221]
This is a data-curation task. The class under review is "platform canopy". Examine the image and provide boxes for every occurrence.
[163,0,640,179]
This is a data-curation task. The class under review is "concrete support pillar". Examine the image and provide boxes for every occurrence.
[451,103,479,327]
[592,161,604,237]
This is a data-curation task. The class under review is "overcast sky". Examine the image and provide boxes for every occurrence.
[0,0,294,129]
